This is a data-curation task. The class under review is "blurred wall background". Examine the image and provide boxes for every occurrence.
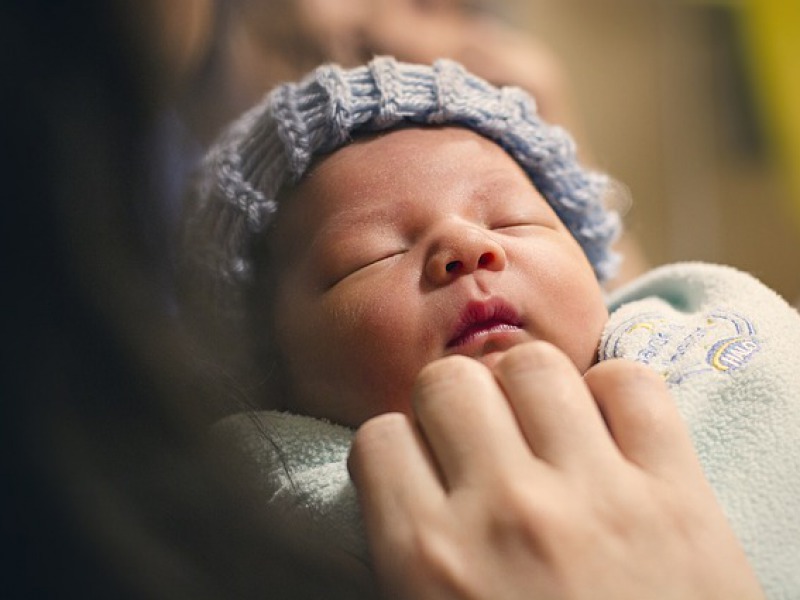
[188,0,799,302]
[504,0,800,301]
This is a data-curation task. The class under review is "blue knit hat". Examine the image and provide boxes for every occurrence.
[184,56,621,325]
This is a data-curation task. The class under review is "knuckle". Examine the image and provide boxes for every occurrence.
[497,340,571,375]
[487,479,555,543]
[352,412,407,450]
[400,526,471,595]
[586,358,667,391]
[413,355,490,399]
[348,413,408,472]
[484,478,599,561]
[417,355,486,384]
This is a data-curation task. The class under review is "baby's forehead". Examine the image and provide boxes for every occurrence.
[273,126,550,240]
[302,125,533,193]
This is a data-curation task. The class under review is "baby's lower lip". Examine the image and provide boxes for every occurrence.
[448,322,521,348]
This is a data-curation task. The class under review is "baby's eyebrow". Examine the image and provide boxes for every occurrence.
[315,204,399,244]
[474,170,536,195]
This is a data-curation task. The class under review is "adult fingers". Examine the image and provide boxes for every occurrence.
[584,359,704,480]
[348,413,445,540]
[493,342,615,469]
[411,355,536,490]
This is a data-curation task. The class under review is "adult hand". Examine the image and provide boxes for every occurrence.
[348,341,764,599]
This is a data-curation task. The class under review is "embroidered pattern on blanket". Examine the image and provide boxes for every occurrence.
[600,308,760,385]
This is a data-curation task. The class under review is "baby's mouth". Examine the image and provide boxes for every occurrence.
[446,300,523,349]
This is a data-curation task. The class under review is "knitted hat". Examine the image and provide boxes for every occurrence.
[183,56,621,327]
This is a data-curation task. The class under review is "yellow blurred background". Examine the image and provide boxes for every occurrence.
[505,0,799,301]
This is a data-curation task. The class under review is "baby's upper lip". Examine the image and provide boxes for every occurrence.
[446,299,523,348]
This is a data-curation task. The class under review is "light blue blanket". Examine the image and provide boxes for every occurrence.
[214,262,800,598]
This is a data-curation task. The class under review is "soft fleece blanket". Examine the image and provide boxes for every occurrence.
[214,262,800,598]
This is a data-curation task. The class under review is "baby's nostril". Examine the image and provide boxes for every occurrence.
[446,260,462,273]
[478,252,493,267]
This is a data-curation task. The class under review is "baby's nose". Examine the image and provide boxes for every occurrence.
[424,226,507,285]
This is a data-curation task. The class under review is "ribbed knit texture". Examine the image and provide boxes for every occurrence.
[184,56,621,326]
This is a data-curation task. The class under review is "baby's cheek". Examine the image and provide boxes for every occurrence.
[555,286,607,372]
[332,285,426,408]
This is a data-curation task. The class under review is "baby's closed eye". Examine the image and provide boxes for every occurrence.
[321,244,407,289]
[489,213,556,236]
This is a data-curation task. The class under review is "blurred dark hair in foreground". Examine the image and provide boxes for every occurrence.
[1,2,369,597]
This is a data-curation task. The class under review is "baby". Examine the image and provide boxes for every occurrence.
[182,57,800,597]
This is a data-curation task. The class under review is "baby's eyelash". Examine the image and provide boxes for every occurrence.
[327,250,406,289]
[492,221,539,232]
[493,221,532,228]
[360,250,406,269]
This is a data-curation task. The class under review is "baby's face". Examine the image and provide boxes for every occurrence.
[266,127,608,427]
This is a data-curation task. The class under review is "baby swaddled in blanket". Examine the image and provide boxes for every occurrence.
[183,57,800,598]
